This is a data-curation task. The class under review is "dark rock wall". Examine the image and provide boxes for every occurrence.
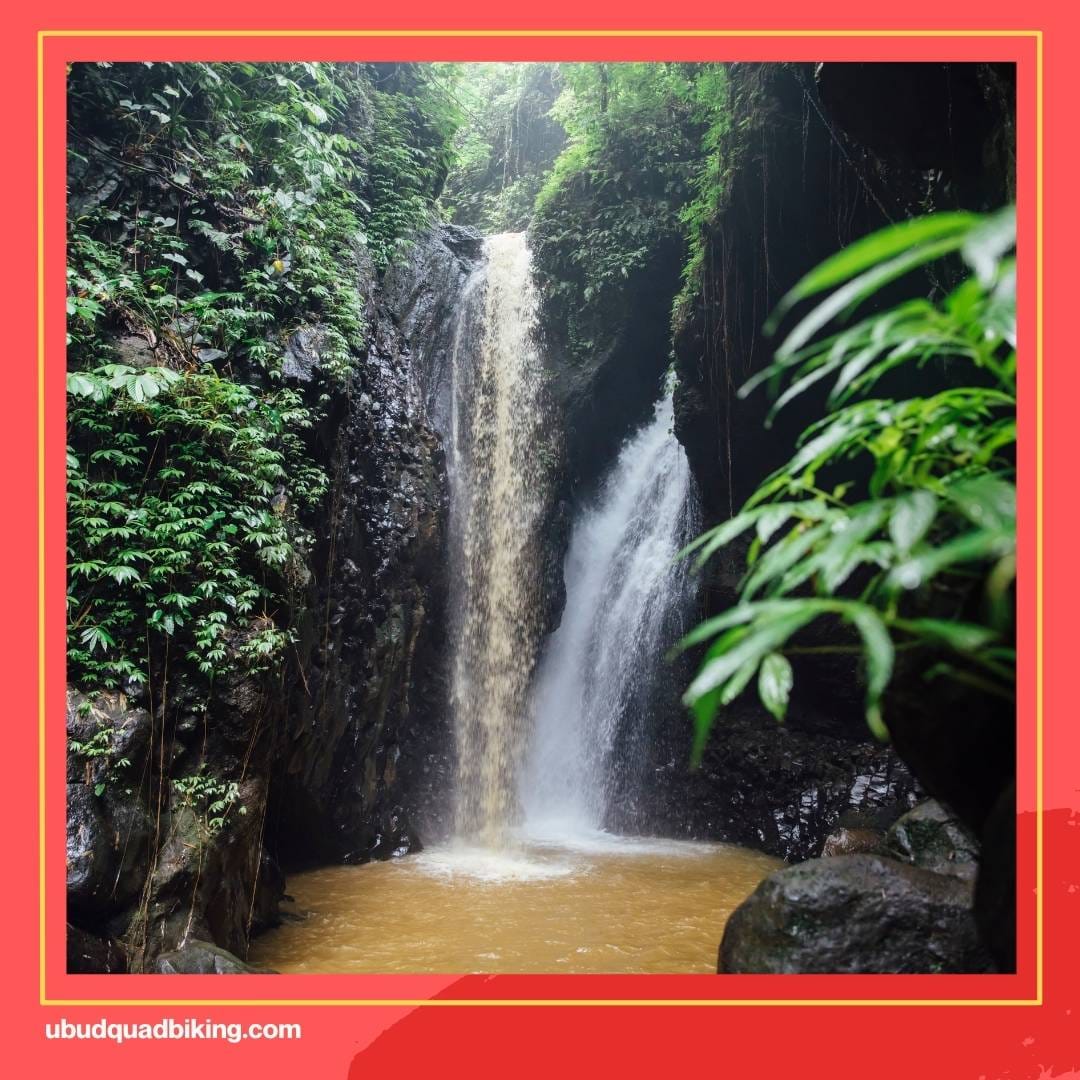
[674,63,1015,522]
[653,705,919,862]
[661,62,1014,863]
[268,229,479,866]
[66,227,480,970]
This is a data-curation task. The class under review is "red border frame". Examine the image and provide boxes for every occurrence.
[6,4,1079,1076]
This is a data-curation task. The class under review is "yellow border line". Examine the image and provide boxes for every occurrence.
[42,29,1045,1006]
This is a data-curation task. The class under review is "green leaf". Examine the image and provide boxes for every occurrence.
[684,609,817,706]
[961,206,1016,287]
[775,235,971,360]
[67,371,102,399]
[888,491,938,554]
[944,475,1015,532]
[772,213,978,316]
[892,618,997,654]
[134,373,162,401]
[844,605,894,721]
[889,528,1014,592]
[758,652,794,722]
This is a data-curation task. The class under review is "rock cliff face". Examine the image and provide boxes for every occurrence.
[668,63,1016,967]
[269,225,482,866]
[659,62,1014,865]
[673,63,1015,521]
[66,226,481,971]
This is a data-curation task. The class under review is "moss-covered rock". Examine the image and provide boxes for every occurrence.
[887,799,980,881]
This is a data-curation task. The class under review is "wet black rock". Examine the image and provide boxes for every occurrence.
[281,325,330,384]
[67,924,127,974]
[268,225,481,863]
[153,940,275,975]
[887,799,980,881]
[720,854,994,974]
[653,705,920,861]
[66,783,117,917]
[381,223,484,435]
[128,776,273,967]
[66,692,154,922]
[821,827,888,858]
[820,805,908,857]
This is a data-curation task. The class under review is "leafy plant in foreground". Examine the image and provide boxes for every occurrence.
[677,208,1017,761]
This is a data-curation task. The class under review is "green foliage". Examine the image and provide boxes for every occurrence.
[69,725,133,797]
[673,65,732,322]
[530,63,722,362]
[68,63,366,380]
[172,767,246,835]
[364,64,461,265]
[67,62,455,381]
[67,364,324,687]
[442,63,564,233]
[67,62,459,693]
[679,208,1017,760]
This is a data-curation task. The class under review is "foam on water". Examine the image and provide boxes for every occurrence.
[411,841,578,883]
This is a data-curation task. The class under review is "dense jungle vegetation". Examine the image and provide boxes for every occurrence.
[66,62,456,692]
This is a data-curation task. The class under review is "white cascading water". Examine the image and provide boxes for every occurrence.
[521,380,699,840]
[252,239,781,973]
[446,233,551,847]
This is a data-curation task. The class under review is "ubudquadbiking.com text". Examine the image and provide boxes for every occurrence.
[44,1018,302,1044]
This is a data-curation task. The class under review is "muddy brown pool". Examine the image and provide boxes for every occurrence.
[250,832,780,975]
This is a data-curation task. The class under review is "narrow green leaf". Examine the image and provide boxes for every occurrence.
[771,213,977,320]
[888,491,938,554]
[758,652,794,722]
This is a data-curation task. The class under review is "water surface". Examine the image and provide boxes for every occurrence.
[251,832,779,974]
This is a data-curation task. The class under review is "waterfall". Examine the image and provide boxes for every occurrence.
[521,381,699,838]
[446,233,551,845]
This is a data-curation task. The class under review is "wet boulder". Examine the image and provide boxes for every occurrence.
[821,827,887,858]
[66,691,154,919]
[660,706,920,861]
[720,854,994,974]
[281,324,330,384]
[153,940,274,975]
[821,805,906,857]
[887,799,980,881]
[66,689,152,785]
[66,783,115,917]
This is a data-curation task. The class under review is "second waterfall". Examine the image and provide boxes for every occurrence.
[447,233,553,845]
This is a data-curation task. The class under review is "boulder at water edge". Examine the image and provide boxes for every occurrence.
[719,854,994,974]
[153,940,275,975]
[886,798,980,881]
